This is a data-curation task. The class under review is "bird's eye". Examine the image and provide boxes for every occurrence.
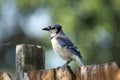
[51,27,55,29]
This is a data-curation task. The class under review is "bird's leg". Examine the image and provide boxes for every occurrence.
[63,59,73,67]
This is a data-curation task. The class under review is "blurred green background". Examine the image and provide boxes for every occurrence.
[0,0,120,78]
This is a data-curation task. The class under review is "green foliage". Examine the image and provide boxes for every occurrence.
[16,0,120,64]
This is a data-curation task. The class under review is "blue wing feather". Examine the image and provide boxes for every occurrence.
[68,46,82,58]
[56,36,82,58]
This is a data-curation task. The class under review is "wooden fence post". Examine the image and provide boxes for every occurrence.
[16,44,45,80]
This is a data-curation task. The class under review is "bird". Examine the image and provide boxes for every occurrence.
[42,24,84,67]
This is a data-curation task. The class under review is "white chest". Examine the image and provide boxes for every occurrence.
[51,38,73,61]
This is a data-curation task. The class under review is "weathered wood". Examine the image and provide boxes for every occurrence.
[0,72,11,80]
[16,44,45,80]
[25,66,75,80]
[23,62,120,80]
[76,62,119,80]
[114,68,120,80]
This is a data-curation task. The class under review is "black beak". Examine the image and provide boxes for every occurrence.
[42,27,49,31]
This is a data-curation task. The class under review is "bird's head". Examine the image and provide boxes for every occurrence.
[42,24,62,35]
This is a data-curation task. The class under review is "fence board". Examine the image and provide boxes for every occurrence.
[24,62,120,80]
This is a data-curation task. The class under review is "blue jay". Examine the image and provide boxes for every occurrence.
[42,24,84,67]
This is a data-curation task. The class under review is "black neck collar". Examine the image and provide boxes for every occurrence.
[50,36,55,39]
